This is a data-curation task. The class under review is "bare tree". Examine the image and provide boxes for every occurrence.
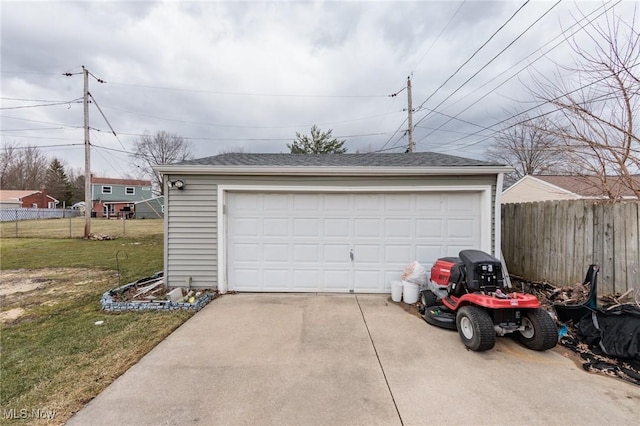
[132,131,194,195]
[486,115,568,186]
[528,5,640,199]
[0,141,48,190]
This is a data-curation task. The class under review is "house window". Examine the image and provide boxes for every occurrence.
[102,186,112,194]
[125,187,135,195]
[48,202,56,209]
[32,203,38,208]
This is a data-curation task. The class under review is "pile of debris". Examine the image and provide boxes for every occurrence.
[102,272,215,312]
[511,274,640,385]
[88,233,117,241]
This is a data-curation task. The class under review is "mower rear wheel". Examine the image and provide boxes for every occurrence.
[456,306,495,351]
[515,309,557,351]
[421,289,437,307]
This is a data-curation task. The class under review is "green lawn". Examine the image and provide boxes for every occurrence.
[0,220,194,425]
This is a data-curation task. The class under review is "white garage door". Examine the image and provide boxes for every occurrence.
[226,192,482,293]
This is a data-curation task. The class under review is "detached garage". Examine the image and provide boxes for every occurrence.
[155,153,511,293]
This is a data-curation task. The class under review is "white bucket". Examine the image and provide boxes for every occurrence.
[402,281,419,304]
[391,280,403,302]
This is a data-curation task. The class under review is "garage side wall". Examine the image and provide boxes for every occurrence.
[165,176,217,289]
[164,174,498,290]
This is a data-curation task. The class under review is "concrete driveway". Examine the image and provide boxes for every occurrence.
[69,294,640,425]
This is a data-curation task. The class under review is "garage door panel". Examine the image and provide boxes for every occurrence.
[263,244,289,262]
[293,270,321,289]
[354,195,379,211]
[264,194,289,210]
[385,219,412,237]
[263,270,290,289]
[354,219,381,237]
[232,243,259,261]
[385,245,412,263]
[446,219,477,238]
[227,191,483,293]
[447,193,478,212]
[353,244,380,263]
[354,270,383,292]
[293,218,320,237]
[293,244,320,262]
[416,219,442,238]
[293,194,320,211]
[416,245,444,265]
[324,218,350,237]
[385,194,411,211]
[416,193,443,212]
[232,218,260,235]
[263,218,289,236]
[323,270,350,291]
[324,194,350,211]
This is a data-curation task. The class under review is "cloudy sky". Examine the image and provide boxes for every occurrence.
[1,0,634,178]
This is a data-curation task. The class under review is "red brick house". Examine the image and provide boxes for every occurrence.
[0,189,59,209]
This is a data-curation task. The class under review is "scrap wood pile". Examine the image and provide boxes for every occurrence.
[509,276,594,310]
[510,274,640,385]
[112,275,167,302]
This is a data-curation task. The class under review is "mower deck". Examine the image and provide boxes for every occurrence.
[422,305,456,330]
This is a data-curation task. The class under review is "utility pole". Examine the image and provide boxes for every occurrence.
[407,76,414,153]
[83,66,91,238]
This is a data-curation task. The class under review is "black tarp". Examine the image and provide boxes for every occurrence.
[577,305,640,360]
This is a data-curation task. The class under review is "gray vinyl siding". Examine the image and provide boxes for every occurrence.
[164,173,499,289]
[165,176,217,289]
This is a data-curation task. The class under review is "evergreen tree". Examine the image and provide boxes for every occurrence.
[45,158,73,207]
[288,125,347,154]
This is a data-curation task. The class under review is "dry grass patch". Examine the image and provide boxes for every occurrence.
[1,267,193,425]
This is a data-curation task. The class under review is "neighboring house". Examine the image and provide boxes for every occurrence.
[155,153,511,293]
[91,177,153,218]
[502,175,640,203]
[0,189,59,209]
[134,196,164,219]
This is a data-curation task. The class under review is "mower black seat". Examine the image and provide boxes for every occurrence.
[459,249,504,293]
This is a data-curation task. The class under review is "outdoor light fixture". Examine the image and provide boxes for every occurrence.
[168,179,185,190]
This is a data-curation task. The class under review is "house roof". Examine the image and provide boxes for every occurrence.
[534,175,640,198]
[91,177,152,186]
[157,153,511,176]
[0,190,58,203]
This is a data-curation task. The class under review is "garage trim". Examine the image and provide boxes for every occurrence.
[217,184,492,293]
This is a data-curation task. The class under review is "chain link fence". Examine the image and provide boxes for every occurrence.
[0,215,163,239]
[0,208,81,222]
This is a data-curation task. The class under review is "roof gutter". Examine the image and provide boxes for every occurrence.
[153,165,514,176]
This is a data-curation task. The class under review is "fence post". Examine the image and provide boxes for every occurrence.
[123,217,126,237]
[69,217,72,238]
[15,210,18,237]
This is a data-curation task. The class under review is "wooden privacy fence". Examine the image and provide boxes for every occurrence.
[502,200,639,294]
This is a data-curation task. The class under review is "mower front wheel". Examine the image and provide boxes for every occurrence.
[456,306,496,351]
[515,309,557,351]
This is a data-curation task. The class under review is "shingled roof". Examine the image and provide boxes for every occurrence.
[177,152,500,168]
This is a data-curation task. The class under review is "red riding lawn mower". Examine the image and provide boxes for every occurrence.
[420,249,558,352]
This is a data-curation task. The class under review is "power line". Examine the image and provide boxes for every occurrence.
[413,0,563,135]
[415,0,620,142]
[0,99,82,110]
[414,0,530,113]
[410,1,467,75]
[108,81,388,99]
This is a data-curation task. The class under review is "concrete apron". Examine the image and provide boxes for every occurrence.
[68,294,640,426]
